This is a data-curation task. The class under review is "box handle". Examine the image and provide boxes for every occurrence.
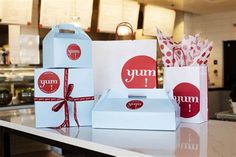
[54,24,78,34]
[52,24,90,39]
[59,29,75,34]
[128,95,147,99]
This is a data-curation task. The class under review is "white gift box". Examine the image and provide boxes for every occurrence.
[92,40,157,96]
[92,89,180,130]
[34,68,94,128]
[164,66,208,123]
[43,24,92,68]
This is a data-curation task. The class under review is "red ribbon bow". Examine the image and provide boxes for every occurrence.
[34,68,94,128]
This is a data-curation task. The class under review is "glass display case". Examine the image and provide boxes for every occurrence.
[0,65,38,107]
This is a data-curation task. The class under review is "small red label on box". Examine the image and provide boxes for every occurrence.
[38,71,60,94]
[126,100,143,110]
[67,44,81,60]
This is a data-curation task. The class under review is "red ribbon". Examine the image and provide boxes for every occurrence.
[34,68,94,128]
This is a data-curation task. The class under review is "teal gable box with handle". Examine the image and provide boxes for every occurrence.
[43,24,92,68]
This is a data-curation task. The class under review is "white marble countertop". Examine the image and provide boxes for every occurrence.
[0,108,236,157]
[0,104,34,111]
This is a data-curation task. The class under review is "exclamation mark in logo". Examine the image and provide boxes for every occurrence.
[188,104,191,112]
[50,84,53,91]
[145,78,148,87]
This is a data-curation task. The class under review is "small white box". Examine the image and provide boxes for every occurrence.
[43,24,92,68]
[35,68,94,127]
[92,89,180,130]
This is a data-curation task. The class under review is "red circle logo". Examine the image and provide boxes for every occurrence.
[38,71,60,94]
[121,55,156,88]
[173,83,200,118]
[126,100,143,110]
[66,44,81,60]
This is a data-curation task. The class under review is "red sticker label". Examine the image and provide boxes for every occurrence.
[173,83,200,118]
[38,71,60,94]
[66,44,81,60]
[121,55,156,88]
[126,100,143,110]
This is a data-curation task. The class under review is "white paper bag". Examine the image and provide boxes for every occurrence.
[164,66,208,123]
[92,40,157,96]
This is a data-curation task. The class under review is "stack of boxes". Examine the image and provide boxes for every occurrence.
[34,24,180,130]
[34,24,94,128]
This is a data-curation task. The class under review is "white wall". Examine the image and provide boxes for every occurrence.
[184,11,236,88]
[173,11,184,42]
[8,0,39,64]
